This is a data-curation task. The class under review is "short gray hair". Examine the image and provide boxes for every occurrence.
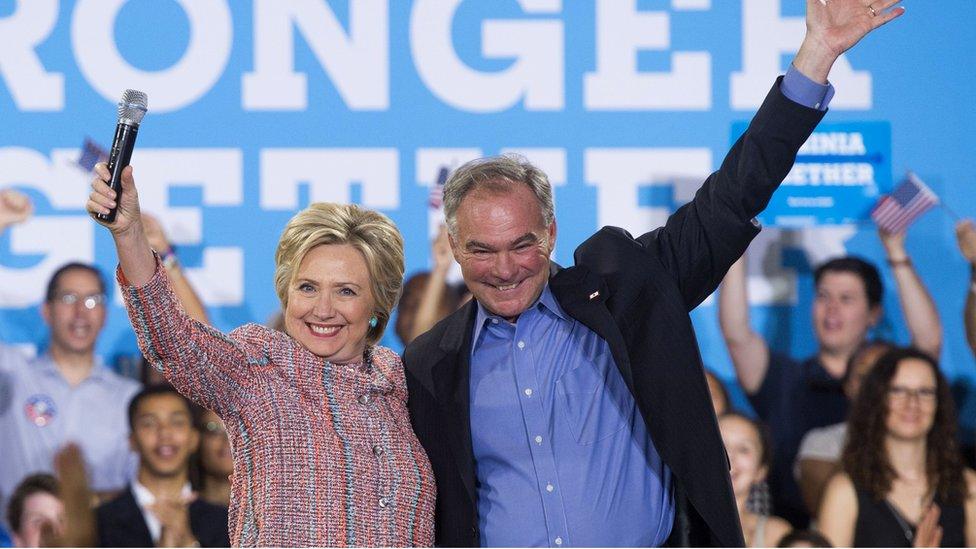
[443,154,555,237]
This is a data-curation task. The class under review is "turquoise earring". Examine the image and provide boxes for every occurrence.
[368,316,378,328]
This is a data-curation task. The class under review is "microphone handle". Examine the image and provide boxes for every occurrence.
[95,122,139,223]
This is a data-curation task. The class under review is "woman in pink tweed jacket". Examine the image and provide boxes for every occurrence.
[87,164,435,547]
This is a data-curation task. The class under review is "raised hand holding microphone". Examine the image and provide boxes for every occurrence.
[95,89,147,223]
[87,161,156,288]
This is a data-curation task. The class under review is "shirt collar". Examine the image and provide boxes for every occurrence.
[37,353,110,382]
[472,284,567,348]
[131,478,193,507]
[131,479,193,543]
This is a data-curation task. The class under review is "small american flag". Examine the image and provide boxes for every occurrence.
[77,137,109,172]
[428,166,449,209]
[871,172,939,233]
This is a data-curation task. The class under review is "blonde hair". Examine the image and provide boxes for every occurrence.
[274,203,404,345]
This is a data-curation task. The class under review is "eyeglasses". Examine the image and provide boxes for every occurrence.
[203,421,227,437]
[51,293,106,310]
[888,385,937,404]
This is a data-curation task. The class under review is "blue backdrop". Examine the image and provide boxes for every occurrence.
[1,0,974,439]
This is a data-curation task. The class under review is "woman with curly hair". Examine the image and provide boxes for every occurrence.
[818,347,976,546]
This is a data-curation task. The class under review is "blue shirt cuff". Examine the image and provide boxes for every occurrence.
[781,65,835,111]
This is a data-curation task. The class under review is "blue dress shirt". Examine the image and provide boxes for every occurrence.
[469,286,674,547]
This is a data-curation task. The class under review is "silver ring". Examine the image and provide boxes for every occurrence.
[868,4,878,16]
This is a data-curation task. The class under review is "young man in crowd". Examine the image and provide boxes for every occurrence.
[97,385,229,547]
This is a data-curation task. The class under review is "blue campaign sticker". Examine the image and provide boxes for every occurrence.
[731,121,892,227]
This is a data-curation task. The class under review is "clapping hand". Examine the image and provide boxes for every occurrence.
[150,493,198,548]
[913,503,942,548]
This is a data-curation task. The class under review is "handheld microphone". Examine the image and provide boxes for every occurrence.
[95,89,148,223]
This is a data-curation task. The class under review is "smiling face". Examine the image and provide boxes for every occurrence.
[42,268,106,357]
[130,393,199,480]
[284,243,376,363]
[719,415,767,501]
[450,183,555,321]
[812,271,880,359]
[885,358,938,441]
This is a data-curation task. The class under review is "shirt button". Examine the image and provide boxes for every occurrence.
[534,435,543,444]
[555,537,563,545]
[546,483,554,493]
[372,444,384,457]
[379,496,390,508]
[491,318,498,324]
[358,394,370,405]
[523,388,533,397]
[517,341,525,349]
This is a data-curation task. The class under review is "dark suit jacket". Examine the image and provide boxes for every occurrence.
[96,485,230,547]
[403,79,825,547]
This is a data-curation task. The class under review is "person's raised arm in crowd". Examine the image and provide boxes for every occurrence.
[0,189,32,237]
[51,443,96,548]
[718,255,770,394]
[955,220,976,356]
[141,213,210,325]
[879,228,942,357]
[407,225,459,343]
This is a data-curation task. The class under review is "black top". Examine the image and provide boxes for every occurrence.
[96,485,230,547]
[853,488,965,547]
[749,352,849,527]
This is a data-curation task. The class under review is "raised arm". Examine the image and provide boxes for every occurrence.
[879,228,942,358]
[955,221,976,356]
[86,164,156,286]
[142,212,210,325]
[408,226,456,343]
[0,188,33,237]
[718,256,770,394]
[87,164,259,415]
[634,0,904,307]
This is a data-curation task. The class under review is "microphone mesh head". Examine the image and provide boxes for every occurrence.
[117,89,148,125]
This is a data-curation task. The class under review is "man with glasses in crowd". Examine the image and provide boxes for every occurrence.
[0,189,139,529]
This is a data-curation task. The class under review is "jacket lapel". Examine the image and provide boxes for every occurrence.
[431,301,478,504]
[119,487,154,546]
[549,265,636,393]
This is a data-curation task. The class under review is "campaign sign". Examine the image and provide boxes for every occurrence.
[731,122,892,227]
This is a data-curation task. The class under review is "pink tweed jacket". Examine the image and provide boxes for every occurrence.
[120,261,436,547]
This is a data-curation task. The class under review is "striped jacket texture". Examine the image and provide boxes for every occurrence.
[120,261,436,547]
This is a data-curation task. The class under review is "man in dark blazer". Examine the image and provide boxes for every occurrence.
[403,1,904,546]
[96,385,229,548]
